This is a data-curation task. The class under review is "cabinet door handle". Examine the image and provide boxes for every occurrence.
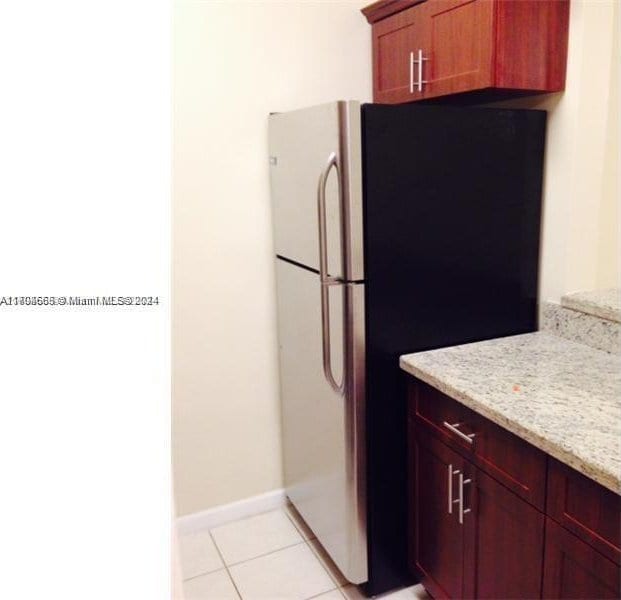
[416,48,428,93]
[443,421,476,445]
[447,465,461,514]
[410,49,429,93]
[458,473,472,525]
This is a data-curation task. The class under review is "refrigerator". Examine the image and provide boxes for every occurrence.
[268,102,545,595]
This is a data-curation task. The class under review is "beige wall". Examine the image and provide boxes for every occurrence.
[597,0,620,287]
[173,0,371,516]
[486,0,620,301]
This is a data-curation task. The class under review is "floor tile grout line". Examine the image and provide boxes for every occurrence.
[210,508,336,598]
[278,506,309,544]
[304,586,342,600]
[210,505,303,535]
[211,531,337,600]
[221,539,308,570]
[305,539,347,590]
[182,566,227,583]
[283,504,317,541]
[178,528,228,583]
[182,507,347,599]
[206,507,305,570]
[207,530,244,600]
[223,563,243,600]
[282,507,346,588]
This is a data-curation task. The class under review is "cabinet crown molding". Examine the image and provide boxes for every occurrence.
[361,0,425,24]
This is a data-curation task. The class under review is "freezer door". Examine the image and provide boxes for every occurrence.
[275,258,367,584]
[269,101,364,281]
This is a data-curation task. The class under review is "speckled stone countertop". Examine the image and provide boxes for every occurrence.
[562,288,621,323]
[400,332,621,494]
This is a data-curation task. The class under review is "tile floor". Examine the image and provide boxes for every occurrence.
[180,504,430,600]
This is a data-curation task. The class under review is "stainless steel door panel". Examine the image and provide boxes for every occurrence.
[269,102,342,277]
[275,259,367,583]
[269,102,364,280]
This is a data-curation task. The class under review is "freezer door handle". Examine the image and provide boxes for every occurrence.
[317,151,344,395]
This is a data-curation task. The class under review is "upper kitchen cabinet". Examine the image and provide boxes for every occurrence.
[361,0,570,104]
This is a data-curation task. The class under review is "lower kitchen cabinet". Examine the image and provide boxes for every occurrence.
[407,378,621,599]
[410,424,544,599]
[546,458,621,564]
[542,518,621,599]
[469,467,544,599]
[412,427,470,598]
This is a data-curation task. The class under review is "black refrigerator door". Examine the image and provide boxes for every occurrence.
[360,104,546,595]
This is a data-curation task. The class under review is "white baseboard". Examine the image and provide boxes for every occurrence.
[175,488,287,535]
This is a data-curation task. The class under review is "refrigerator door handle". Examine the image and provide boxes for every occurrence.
[317,151,344,395]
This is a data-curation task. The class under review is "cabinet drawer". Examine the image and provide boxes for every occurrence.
[547,459,621,565]
[411,380,476,453]
[410,380,546,509]
[470,410,547,510]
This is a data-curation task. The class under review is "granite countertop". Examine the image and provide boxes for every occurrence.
[562,288,621,323]
[400,332,621,494]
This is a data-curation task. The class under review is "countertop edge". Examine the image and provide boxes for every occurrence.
[399,356,621,496]
[561,289,621,324]
[562,296,621,324]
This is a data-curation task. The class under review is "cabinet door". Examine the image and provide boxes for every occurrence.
[412,427,470,599]
[466,467,545,599]
[543,518,621,599]
[547,458,621,565]
[372,4,428,103]
[423,0,494,99]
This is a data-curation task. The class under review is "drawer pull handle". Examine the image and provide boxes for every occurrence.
[443,421,476,445]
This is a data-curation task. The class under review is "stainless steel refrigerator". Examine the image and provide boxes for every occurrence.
[268,101,545,595]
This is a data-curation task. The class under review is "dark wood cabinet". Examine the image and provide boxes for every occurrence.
[411,426,471,599]
[407,379,621,599]
[542,518,621,599]
[410,419,544,599]
[471,409,547,509]
[411,380,547,509]
[424,0,496,99]
[468,467,544,599]
[363,0,570,104]
[547,458,621,565]
[371,4,428,104]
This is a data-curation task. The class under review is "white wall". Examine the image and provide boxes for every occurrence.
[173,0,371,516]
[486,0,620,301]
